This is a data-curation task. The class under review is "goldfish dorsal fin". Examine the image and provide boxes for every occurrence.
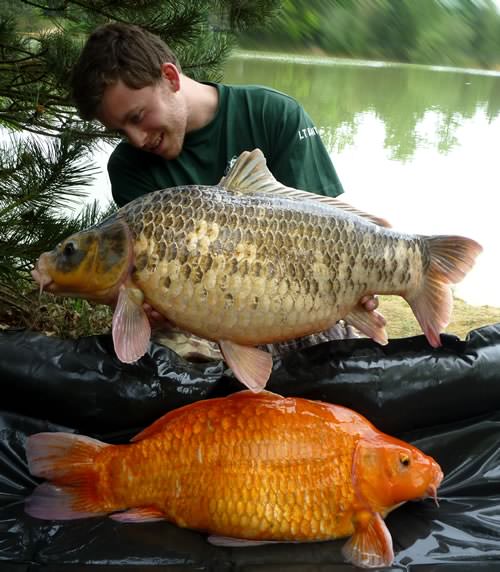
[219,340,273,393]
[219,149,390,228]
[219,149,282,195]
[342,511,394,568]
[112,284,151,364]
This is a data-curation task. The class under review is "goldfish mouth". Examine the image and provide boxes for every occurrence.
[427,483,440,507]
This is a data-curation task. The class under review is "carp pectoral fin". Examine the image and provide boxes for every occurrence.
[341,512,394,569]
[208,535,297,546]
[218,340,273,393]
[344,307,388,345]
[110,507,166,523]
[406,235,482,348]
[112,285,151,363]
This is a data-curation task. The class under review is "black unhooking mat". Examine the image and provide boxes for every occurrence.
[1,323,500,571]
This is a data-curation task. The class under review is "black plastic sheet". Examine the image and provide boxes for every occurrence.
[1,324,500,571]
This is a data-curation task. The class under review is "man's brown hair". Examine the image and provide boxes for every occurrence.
[71,23,180,120]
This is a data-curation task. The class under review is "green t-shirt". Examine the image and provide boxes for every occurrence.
[108,83,344,207]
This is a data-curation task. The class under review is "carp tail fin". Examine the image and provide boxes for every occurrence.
[406,235,482,347]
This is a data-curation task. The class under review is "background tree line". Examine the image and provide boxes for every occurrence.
[240,0,500,70]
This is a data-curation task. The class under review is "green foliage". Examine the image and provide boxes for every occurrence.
[238,0,500,70]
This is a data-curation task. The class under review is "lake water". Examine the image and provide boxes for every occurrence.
[88,51,500,307]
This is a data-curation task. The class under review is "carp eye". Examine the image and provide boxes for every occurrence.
[63,242,76,257]
[399,453,411,467]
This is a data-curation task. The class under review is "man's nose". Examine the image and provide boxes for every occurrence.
[126,125,147,148]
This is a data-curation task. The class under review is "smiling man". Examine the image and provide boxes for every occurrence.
[70,22,345,208]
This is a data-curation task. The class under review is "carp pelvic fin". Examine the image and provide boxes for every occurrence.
[341,511,394,569]
[406,235,482,348]
[344,306,388,345]
[25,432,109,520]
[219,340,273,393]
[110,507,166,523]
[112,284,151,363]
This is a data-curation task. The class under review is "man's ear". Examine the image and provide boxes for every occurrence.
[160,62,180,92]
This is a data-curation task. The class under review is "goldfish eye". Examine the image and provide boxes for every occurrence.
[399,453,411,467]
[63,242,76,257]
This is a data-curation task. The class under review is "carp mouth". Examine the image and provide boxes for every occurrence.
[31,263,54,295]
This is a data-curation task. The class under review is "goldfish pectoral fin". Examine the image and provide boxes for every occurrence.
[219,340,273,393]
[110,507,166,523]
[26,482,107,521]
[344,307,388,345]
[341,512,394,569]
[112,285,151,363]
[208,535,295,547]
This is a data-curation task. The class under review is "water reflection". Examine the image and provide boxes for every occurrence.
[224,53,500,307]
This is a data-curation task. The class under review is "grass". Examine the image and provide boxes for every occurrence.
[379,295,500,340]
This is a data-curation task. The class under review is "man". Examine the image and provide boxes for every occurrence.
[70,22,379,333]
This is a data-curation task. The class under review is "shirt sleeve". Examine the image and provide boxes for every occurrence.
[107,143,159,207]
[265,95,344,197]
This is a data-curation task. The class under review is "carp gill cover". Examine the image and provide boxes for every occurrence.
[32,149,482,391]
[25,391,443,569]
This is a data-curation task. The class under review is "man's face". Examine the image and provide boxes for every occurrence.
[97,65,188,160]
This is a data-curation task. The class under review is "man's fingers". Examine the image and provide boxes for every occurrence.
[360,294,379,312]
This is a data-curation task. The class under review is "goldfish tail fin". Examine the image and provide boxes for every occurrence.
[406,236,482,347]
[219,340,273,393]
[341,512,394,568]
[25,432,109,520]
[343,307,388,345]
[112,285,151,363]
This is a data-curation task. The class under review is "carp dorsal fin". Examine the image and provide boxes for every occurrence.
[219,148,281,195]
[219,149,390,228]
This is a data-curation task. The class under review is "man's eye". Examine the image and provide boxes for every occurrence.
[130,113,143,124]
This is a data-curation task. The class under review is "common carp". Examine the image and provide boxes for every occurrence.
[31,149,482,391]
[25,390,443,569]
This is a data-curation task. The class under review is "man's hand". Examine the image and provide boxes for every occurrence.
[143,303,172,331]
[360,294,383,317]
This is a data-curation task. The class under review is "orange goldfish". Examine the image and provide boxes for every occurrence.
[25,391,443,568]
